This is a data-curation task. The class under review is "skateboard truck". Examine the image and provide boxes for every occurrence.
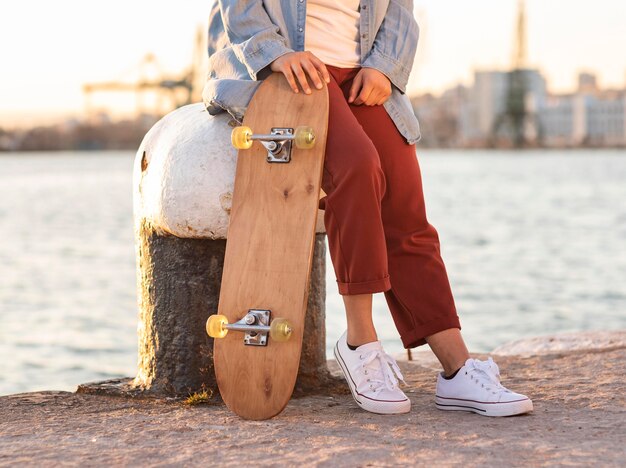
[231,125,316,163]
[206,310,292,346]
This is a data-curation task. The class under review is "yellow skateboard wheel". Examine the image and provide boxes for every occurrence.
[269,318,292,342]
[206,314,229,339]
[294,126,316,149]
[231,126,253,149]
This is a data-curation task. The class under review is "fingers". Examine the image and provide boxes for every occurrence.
[282,67,301,94]
[277,52,331,94]
[349,71,381,106]
[301,59,325,90]
[348,73,362,103]
[290,61,312,94]
[307,53,331,84]
[354,83,375,106]
[270,53,300,93]
[355,88,389,106]
[349,69,392,106]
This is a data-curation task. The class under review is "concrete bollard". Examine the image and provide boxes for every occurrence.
[128,104,338,396]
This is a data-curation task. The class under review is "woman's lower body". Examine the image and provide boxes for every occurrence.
[319,64,460,348]
[318,64,533,417]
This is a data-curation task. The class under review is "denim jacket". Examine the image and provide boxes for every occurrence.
[203,0,421,144]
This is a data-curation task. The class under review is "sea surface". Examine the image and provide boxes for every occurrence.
[1,150,625,396]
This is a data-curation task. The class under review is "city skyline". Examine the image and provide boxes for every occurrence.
[410,68,626,148]
[0,0,625,127]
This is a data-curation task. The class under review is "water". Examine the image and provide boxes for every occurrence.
[1,150,625,396]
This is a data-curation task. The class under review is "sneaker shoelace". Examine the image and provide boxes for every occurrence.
[352,348,406,394]
[466,357,512,395]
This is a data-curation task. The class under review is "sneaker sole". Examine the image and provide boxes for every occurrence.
[435,395,533,417]
[334,344,410,415]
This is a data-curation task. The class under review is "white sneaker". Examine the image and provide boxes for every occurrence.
[435,357,533,417]
[334,331,411,415]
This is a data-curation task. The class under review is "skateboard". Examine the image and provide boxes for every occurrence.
[206,72,329,420]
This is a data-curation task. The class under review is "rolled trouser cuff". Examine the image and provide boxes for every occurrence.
[337,275,392,295]
[400,317,462,349]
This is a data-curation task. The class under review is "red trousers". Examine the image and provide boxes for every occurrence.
[318,64,461,348]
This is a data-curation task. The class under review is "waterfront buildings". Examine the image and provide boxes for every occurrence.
[413,71,626,148]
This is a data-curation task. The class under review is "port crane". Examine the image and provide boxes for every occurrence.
[83,26,206,119]
[492,0,539,148]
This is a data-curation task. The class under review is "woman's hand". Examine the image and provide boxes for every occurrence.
[270,51,331,94]
[348,68,392,106]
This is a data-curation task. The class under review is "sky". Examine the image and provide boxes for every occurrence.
[0,0,625,127]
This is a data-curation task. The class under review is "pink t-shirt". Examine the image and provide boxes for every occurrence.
[304,0,361,68]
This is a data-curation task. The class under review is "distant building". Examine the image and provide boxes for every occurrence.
[412,85,467,147]
[459,71,508,144]
[457,69,546,146]
[586,92,626,146]
[578,73,598,93]
[539,94,585,146]
[540,74,626,147]
[412,70,626,148]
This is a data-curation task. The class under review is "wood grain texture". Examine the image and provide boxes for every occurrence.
[214,72,329,420]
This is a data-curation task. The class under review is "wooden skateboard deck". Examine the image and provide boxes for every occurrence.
[209,72,329,420]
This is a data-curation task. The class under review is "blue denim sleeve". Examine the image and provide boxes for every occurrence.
[361,0,419,94]
[217,0,295,80]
